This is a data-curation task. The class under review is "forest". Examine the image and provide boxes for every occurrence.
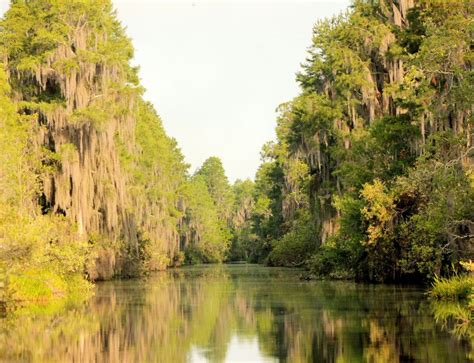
[0,0,472,318]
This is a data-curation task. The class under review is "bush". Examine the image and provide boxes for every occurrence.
[0,209,92,307]
[9,270,92,303]
[267,233,312,267]
[267,213,317,267]
[308,243,353,279]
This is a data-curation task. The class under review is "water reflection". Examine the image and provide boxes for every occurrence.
[0,265,471,362]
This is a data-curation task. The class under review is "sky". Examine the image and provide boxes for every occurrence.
[0,0,351,182]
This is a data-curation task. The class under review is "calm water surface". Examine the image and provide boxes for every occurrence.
[0,264,471,362]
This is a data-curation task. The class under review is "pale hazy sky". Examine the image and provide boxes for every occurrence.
[0,0,351,181]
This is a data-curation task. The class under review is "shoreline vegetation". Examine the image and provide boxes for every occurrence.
[429,261,473,339]
[0,0,472,339]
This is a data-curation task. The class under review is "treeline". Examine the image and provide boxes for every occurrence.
[239,0,473,282]
[0,0,250,306]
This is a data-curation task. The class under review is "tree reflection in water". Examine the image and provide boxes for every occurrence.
[0,265,471,362]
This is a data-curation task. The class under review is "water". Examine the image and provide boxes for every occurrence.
[0,264,471,362]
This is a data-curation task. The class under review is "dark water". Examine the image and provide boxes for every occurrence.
[0,264,472,362]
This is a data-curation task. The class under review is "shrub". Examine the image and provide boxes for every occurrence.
[267,213,317,267]
[308,243,354,279]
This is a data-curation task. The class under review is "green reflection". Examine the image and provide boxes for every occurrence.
[430,299,473,361]
[0,265,472,362]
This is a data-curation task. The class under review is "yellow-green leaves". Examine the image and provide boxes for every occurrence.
[361,179,395,246]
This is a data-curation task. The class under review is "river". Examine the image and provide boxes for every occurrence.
[0,264,471,362]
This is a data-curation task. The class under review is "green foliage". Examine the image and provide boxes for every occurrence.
[1,0,136,80]
[115,100,189,272]
[229,179,257,261]
[308,243,350,279]
[267,212,318,267]
[181,156,265,264]
[241,161,285,262]
[335,114,420,192]
[195,156,234,222]
[71,106,111,128]
[309,195,365,279]
[181,175,230,263]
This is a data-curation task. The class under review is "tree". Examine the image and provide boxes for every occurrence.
[180,175,230,263]
[195,157,234,222]
[229,179,256,261]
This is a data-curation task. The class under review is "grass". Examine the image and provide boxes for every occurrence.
[428,273,473,339]
[9,269,68,301]
[4,269,93,316]
[429,274,474,300]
